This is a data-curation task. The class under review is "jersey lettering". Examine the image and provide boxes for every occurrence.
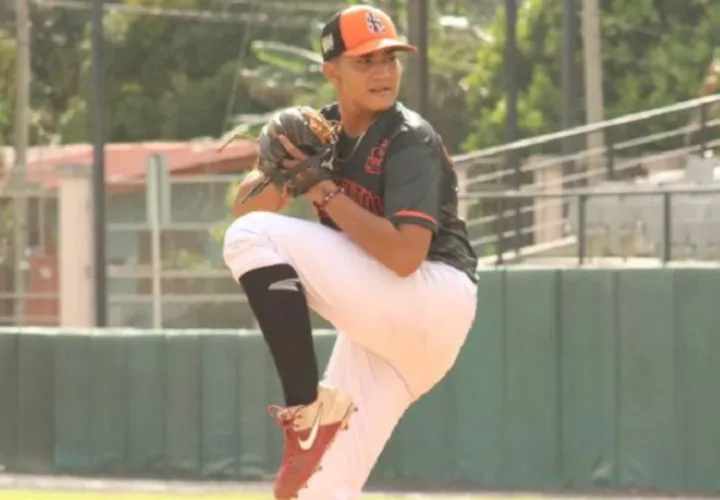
[316,178,383,220]
[363,138,391,175]
[318,101,478,282]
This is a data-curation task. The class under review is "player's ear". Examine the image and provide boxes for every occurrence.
[322,61,340,86]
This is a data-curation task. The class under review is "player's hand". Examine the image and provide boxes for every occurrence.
[277,135,308,169]
[277,135,337,203]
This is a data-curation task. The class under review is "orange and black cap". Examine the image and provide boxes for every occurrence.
[320,5,417,62]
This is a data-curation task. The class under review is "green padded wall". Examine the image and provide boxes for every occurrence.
[90,332,126,473]
[673,269,720,493]
[452,268,504,485]
[2,268,720,495]
[503,269,561,487]
[164,331,201,477]
[616,270,678,489]
[16,329,54,473]
[126,331,165,475]
[54,332,91,472]
[559,270,617,488]
[200,332,239,478]
[0,329,17,469]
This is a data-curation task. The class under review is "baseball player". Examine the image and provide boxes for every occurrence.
[222,5,479,499]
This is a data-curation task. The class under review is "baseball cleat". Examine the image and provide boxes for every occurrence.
[269,385,356,499]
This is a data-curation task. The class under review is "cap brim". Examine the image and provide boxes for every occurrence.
[343,38,417,57]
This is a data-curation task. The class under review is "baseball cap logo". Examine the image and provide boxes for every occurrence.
[366,12,386,33]
[320,5,416,61]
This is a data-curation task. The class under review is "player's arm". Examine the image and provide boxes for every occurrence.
[304,142,440,277]
[232,168,292,217]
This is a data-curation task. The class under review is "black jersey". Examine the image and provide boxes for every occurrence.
[317,101,478,283]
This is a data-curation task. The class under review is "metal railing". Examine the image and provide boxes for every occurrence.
[452,94,720,258]
[456,94,720,165]
[464,185,720,266]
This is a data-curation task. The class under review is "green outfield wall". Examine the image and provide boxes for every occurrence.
[1,267,719,494]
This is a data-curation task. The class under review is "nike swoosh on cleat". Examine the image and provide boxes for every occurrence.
[298,405,322,451]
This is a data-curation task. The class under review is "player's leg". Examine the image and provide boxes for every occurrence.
[223,211,477,398]
[297,334,413,500]
[225,213,355,499]
[223,211,476,498]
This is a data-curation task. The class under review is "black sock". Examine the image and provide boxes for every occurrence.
[239,264,319,407]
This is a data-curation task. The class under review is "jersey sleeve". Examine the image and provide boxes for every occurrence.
[383,143,443,233]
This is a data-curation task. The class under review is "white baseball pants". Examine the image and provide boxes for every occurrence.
[223,211,477,500]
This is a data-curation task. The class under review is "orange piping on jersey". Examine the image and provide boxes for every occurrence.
[394,210,437,226]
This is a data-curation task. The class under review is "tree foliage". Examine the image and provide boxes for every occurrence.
[463,0,720,151]
[229,0,486,153]
[0,29,16,150]
[0,0,330,145]
[1,0,718,153]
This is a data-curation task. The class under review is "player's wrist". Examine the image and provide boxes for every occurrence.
[309,182,344,211]
[306,180,339,204]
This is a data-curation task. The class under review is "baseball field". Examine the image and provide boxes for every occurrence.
[0,493,519,500]
[0,475,552,500]
[0,475,540,500]
[1,474,709,500]
[0,495,432,500]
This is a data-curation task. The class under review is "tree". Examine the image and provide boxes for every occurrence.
[228,0,489,153]
[425,7,487,153]
[463,0,720,152]
[0,0,327,145]
[0,29,15,149]
[66,0,271,142]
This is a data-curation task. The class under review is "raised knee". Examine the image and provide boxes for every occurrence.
[223,212,268,257]
[229,210,281,234]
[224,211,278,246]
[222,211,288,275]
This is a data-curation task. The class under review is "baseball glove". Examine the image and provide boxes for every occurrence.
[236,106,340,203]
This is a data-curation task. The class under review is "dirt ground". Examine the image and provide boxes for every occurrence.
[0,473,716,500]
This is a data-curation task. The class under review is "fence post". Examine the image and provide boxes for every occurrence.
[577,194,587,264]
[146,155,170,330]
[58,164,94,327]
[662,192,672,263]
[699,102,708,156]
[514,196,523,255]
[605,127,615,180]
[496,198,505,266]
[509,149,522,255]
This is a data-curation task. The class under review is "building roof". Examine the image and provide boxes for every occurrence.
[0,139,257,193]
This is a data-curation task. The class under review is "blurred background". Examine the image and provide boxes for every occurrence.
[3,0,720,496]
[0,0,719,329]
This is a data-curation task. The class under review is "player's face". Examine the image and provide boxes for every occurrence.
[330,48,403,112]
